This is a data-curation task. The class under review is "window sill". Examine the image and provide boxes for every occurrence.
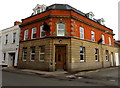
[30,60,35,61]
[80,60,85,62]
[23,60,27,62]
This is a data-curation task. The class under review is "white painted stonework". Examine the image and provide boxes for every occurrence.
[0,25,20,67]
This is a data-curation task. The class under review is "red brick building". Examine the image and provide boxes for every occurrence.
[18,4,118,72]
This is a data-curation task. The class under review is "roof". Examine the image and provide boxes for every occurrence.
[26,4,113,31]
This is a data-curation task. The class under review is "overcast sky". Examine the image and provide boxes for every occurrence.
[0,0,119,40]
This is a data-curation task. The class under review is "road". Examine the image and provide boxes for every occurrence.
[2,71,100,86]
[2,67,119,87]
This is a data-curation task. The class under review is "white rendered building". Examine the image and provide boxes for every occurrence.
[0,21,21,67]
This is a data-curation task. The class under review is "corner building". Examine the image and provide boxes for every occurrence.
[18,4,118,72]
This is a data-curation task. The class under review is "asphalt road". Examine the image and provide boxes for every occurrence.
[2,71,101,86]
[1,67,119,87]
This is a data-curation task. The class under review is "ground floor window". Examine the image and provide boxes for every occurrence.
[95,48,99,61]
[22,47,27,61]
[80,46,85,62]
[30,47,35,61]
[106,50,109,61]
[39,46,45,61]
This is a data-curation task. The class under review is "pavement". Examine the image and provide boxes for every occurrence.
[2,66,119,81]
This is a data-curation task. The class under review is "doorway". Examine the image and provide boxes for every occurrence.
[9,53,15,67]
[55,45,66,70]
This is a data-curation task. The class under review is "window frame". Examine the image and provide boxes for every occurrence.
[57,23,65,36]
[13,32,16,43]
[80,27,84,39]
[24,29,28,40]
[91,31,95,42]
[80,46,85,62]
[39,46,45,61]
[95,48,99,61]
[105,50,109,61]
[22,47,27,61]
[31,27,37,39]
[102,34,105,44]
[30,47,36,61]
[40,25,46,37]
[5,34,8,44]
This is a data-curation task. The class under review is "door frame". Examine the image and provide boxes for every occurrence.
[54,44,67,70]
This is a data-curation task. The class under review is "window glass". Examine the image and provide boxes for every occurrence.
[57,23,65,36]
[24,30,28,40]
[80,27,84,39]
[22,47,27,61]
[91,31,95,41]
[95,48,99,61]
[30,47,35,61]
[32,27,36,39]
[80,46,85,61]
[39,46,45,61]
[40,25,45,37]
[13,33,16,43]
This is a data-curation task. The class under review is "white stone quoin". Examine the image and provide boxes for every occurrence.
[0,23,20,67]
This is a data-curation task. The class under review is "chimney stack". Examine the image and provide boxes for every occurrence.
[14,21,21,26]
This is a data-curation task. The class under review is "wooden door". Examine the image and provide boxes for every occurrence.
[55,46,66,70]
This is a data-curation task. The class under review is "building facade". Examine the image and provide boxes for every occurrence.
[0,21,21,67]
[18,4,118,72]
[0,31,2,65]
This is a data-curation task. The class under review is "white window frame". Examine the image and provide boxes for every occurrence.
[40,25,46,37]
[39,46,45,61]
[108,37,111,45]
[80,46,85,62]
[80,27,84,39]
[91,31,95,42]
[24,30,28,40]
[95,48,99,61]
[102,34,105,44]
[31,27,37,39]
[57,23,65,36]
[30,47,35,61]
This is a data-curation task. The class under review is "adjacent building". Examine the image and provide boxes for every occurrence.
[18,4,118,72]
[0,21,21,67]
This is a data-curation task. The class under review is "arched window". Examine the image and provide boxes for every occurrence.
[57,23,65,36]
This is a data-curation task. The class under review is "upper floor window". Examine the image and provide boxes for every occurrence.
[80,27,84,39]
[95,48,99,61]
[13,33,16,43]
[40,25,46,37]
[102,34,105,44]
[57,23,65,36]
[5,34,8,44]
[24,30,28,40]
[80,46,85,62]
[91,31,95,42]
[108,37,111,45]
[31,27,37,39]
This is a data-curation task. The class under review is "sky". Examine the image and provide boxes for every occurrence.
[0,0,119,40]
